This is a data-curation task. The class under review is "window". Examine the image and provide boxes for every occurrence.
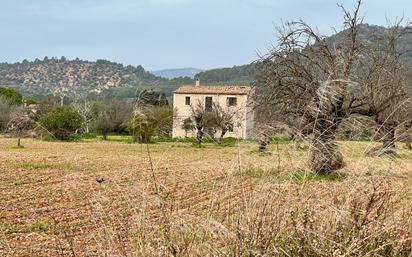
[227,97,237,106]
[205,96,213,112]
[185,96,191,105]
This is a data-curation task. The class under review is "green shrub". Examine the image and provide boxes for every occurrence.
[0,87,22,105]
[39,107,83,140]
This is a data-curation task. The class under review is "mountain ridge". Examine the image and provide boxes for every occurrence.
[151,68,203,79]
[1,24,409,99]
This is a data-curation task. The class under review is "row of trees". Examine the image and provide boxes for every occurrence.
[0,87,174,146]
[256,0,412,173]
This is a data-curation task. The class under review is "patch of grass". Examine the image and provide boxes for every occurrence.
[216,137,239,147]
[289,169,346,182]
[39,133,98,142]
[240,168,345,182]
[11,144,25,149]
[191,143,206,148]
[104,134,134,143]
[240,168,280,179]
[0,220,50,233]
[154,136,241,147]
[10,145,29,150]
[19,161,78,171]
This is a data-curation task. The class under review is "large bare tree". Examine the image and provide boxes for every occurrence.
[352,21,412,155]
[257,1,365,173]
[256,0,412,173]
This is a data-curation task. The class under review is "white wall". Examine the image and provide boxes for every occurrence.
[172,93,251,139]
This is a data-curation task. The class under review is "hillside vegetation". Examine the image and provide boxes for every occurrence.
[0,57,181,98]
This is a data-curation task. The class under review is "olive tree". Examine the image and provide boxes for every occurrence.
[256,0,411,173]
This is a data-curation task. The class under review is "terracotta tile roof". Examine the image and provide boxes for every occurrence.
[174,85,252,95]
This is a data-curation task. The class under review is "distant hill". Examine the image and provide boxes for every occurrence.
[151,68,203,79]
[193,24,412,86]
[194,64,256,85]
[329,24,412,68]
[0,57,173,97]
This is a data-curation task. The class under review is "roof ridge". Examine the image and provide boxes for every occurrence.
[174,84,252,95]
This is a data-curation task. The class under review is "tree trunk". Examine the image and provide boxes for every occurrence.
[406,140,412,150]
[102,132,108,140]
[196,126,203,145]
[382,125,396,150]
[259,140,267,151]
[405,123,412,150]
[220,128,227,143]
[309,93,344,174]
[17,137,21,147]
[310,121,337,174]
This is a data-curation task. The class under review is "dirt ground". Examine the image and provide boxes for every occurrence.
[1,136,411,256]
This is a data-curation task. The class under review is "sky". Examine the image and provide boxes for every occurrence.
[0,0,411,70]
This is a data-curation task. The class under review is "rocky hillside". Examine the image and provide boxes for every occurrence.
[0,57,167,97]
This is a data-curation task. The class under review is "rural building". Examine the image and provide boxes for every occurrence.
[172,80,254,139]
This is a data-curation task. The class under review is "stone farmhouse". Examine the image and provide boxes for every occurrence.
[172,80,254,139]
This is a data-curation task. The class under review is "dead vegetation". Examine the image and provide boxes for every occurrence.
[1,137,412,256]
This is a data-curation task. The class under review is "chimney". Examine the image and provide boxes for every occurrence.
[195,79,200,87]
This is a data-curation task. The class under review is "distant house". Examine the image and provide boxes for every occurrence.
[172,80,254,139]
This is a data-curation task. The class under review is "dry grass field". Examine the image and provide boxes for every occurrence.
[1,136,412,256]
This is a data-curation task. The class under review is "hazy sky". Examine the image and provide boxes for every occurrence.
[0,0,410,70]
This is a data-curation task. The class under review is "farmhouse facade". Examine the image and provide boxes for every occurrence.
[172,80,254,139]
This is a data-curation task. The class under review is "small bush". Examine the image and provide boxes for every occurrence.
[39,107,83,140]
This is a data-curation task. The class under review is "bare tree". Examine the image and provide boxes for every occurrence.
[7,107,36,147]
[93,100,133,140]
[350,20,412,155]
[190,100,206,145]
[257,1,365,173]
[257,0,412,172]
[73,100,93,133]
[189,100,218,145]
[210,102,238,142]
